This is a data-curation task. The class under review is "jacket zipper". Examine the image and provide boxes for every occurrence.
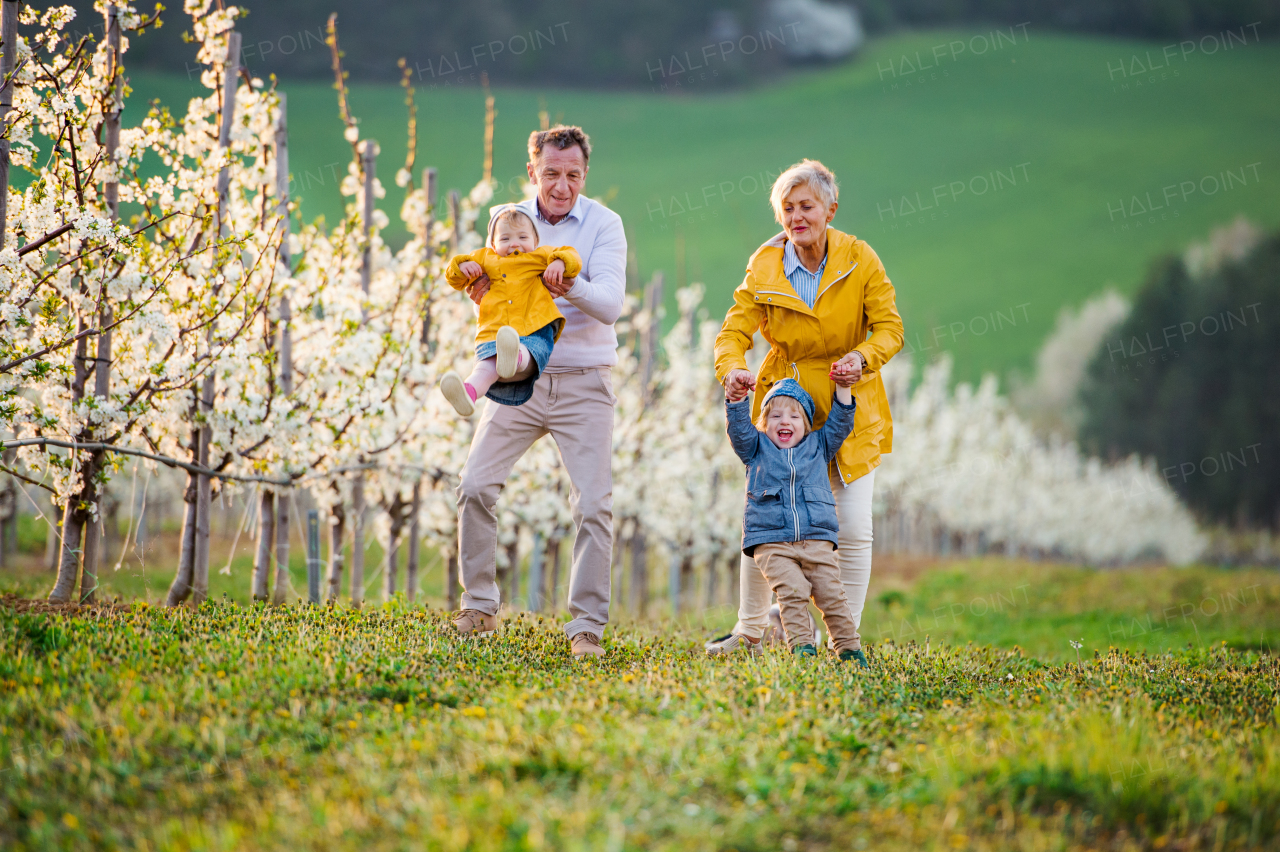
[815,262,858,304]
[787,447,799,540]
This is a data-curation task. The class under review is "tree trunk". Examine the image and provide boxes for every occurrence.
[527,533,544,612]
[547,537,561,613]
[405,481,421,603]
[326,501,345,604]
[350,475,365,606]
[383,493,406,603]
[192,397,212,603]
[505,538,520,605]
[49,501,86,604]
[306,507,321,604]
[704,552,718,611]
[629,531,647,616]
[165,415,201,606]
[679,555,695,614]
[445,549,459,611]
[48,325,92,603]
[252,488,274,601]
[271,489,291,604]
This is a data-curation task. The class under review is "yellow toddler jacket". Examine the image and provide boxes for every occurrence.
[445,246,581,344]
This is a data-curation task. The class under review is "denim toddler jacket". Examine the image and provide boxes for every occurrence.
[725,395,857,555]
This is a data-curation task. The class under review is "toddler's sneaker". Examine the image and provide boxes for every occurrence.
[704,633,763,657]
[495,326,520,379]
[440,370,477,417]
[838,648,869,668]
[792,644,818,657]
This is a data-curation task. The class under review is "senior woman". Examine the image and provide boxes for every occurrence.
[708,159,904,661]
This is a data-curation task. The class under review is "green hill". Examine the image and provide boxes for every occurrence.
[129,29,1280,383]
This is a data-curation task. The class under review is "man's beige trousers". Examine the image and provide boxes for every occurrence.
[456,368,615,639]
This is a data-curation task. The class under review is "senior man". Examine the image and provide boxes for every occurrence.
[452,125,627,659]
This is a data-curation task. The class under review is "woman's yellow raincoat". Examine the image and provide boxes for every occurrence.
[714,228,904,485]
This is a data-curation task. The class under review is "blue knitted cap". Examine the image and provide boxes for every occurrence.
[761,378,815,424]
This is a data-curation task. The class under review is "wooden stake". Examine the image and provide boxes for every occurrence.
[191,29,242,605]
[349,137,376,606]
[271,92,293,605]
[405,482,421,603]
[326,498,345,604]
[252,489,273,600]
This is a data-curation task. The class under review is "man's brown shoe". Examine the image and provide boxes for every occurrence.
[453,609,497,637]
[571,632,605,660]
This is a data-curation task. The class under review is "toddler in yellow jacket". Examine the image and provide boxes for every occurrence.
[439,207,581,416]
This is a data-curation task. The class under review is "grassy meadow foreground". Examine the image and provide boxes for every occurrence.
[2,560,1278,851]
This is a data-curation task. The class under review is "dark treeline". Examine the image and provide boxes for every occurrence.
[52,0,1279,87]
[1080,230,1280,529]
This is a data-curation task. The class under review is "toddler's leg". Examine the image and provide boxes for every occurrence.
[754,543,815,651]
[441,357,499,417]
[506,344,536,382]
[495,326,520,379]
[803,541,861,652]
[464,358,500,398]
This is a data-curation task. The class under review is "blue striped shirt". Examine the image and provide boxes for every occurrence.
[783,239,826,308]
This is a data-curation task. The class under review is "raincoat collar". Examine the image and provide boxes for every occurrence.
[751,228,861,314]
[783,238,828,282]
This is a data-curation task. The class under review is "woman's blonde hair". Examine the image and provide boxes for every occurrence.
[769,158,839,225]
[754,395,812,434]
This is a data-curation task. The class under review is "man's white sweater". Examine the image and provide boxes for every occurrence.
[506,194,627,369]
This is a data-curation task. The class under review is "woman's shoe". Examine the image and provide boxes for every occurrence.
[440,370,476,417]
[495,326,520,379]
[704,633,763,657]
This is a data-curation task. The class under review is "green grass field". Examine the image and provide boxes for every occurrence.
[3,517,1276,664]
[127,29,1280,383]
[1,557,1277,851]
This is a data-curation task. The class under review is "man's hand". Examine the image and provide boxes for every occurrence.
[466,273,491,305]
[829,351,864,387]
[459,260,484,279]
[724,369,757,402]
[543,269,574,298]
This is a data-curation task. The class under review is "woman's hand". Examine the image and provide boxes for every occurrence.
[459,260,484,279]
[829,351,864,387]
[724,369,756,402]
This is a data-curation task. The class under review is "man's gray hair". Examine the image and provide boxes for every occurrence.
[528,124,592,165]
[769,159,839,224]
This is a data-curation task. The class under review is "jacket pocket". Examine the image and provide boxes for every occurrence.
[803,485,839,531]
[745,486,787,532]
[852,375,886,436]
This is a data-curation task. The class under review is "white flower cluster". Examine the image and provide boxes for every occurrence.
[875,356,1206,565]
